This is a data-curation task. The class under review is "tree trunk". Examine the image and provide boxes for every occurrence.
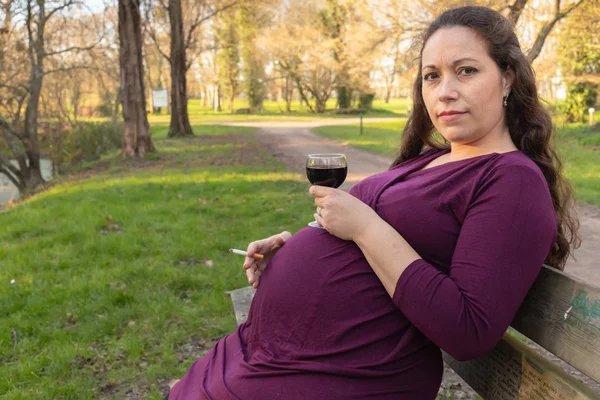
[202,86,208,107]
[167,0,193,137]
[0,0,12,69]
[112,87,121,126]
[215,83,222,112]
[228,80,235,113]
[284,77,293,112]
[118,0,155,158]
[337,86,351,109]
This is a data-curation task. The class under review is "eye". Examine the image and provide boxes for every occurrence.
[458,67,477,76]
[423,72,439,81]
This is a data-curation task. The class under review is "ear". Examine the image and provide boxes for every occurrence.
[501,66,515,97]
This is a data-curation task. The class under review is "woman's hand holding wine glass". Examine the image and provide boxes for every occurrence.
[307,154,379,241]
[306,154,347,228]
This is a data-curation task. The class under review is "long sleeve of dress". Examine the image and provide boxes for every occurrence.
[392,164,558,361]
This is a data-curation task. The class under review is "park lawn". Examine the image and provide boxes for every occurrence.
[314,121,600,206]
[140,98,408,125]
[0,129,315,399]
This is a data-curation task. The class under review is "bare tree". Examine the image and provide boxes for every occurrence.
[146,0,241,137]
[119,0,154,157]
[0,0,99,193]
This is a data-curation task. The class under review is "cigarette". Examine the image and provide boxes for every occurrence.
[229,248,264,260]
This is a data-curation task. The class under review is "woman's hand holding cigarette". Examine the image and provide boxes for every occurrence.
[243,231,292,288]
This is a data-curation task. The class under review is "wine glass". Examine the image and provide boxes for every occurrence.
[306,154,348,228]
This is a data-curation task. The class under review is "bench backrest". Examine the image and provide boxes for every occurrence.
[228,265,600,399]
[444,265,600,399]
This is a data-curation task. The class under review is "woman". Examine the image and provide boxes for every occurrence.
[169,6,579,399]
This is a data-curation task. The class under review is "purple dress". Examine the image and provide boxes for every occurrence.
[169,148,557,400]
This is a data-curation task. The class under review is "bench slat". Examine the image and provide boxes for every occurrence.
[443,332,600,399]
[511,265,600,384]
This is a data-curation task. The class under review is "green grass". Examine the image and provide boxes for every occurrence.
[80,98,409,125]
[314,121,600,206]
[0,130,315,399]
[314,120,407,158]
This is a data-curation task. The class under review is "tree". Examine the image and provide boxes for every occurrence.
[266,1,335,113]
[557,0,600,121]
[118,0,155,157]
[145,0,241,136]
[239,3,266,111]
[166,0,193,136]
[216,8,240,113]
[0,0,98,193]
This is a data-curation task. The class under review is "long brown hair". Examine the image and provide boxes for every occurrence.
[392,6,580,270]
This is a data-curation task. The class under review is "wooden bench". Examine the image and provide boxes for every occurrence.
[228,265,600,399]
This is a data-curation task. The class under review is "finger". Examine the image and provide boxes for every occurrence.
[309,185,334,198]
[314,212,325,227]
[280,231,292,241]
[246,265,256,284]
[247,241,268,260]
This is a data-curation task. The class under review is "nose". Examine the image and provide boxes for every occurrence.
[438,76,458,103]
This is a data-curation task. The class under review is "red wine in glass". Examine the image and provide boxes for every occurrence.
[306,154,347,228]
[306,166,348,188]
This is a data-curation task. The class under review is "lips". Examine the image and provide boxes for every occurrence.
[438,111,467,121]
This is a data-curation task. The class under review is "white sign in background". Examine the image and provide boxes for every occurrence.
[152,88,169,108]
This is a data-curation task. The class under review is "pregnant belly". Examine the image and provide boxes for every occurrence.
[242,227,412,370]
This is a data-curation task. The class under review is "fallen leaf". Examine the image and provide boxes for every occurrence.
[96,314,106,319]
[177,193,183,199]
[139,362,148,368]
[198,197,207,204]
[204,259,214,267]
[128,320,136,327]
[66,313,77,328]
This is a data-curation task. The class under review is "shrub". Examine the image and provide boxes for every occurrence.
[563,82,598,122]
[51,122,122,173]
[358,93,375,111]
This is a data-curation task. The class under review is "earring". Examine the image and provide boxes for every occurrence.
[503,95,509,107]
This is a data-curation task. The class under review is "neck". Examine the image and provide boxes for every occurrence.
[448,125,517,161]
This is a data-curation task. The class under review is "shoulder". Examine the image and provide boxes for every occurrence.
[472,151,555,219]
[480,151,549,192]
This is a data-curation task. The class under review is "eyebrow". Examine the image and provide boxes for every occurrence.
[422,57,479,71]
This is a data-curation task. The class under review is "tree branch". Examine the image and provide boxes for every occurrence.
[0,83,30,93]
[558,0,585,19]
[526,0,586,63]
[43,43,97,57]
[146,23,171,62]
[0,115,27,176]
[507,0,529,25]
[45,0,77,22]
[0,162,22,189]
[43,65,98,75]
[184,0,241,51]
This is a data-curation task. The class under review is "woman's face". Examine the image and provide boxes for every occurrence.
[420,26,513,146]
